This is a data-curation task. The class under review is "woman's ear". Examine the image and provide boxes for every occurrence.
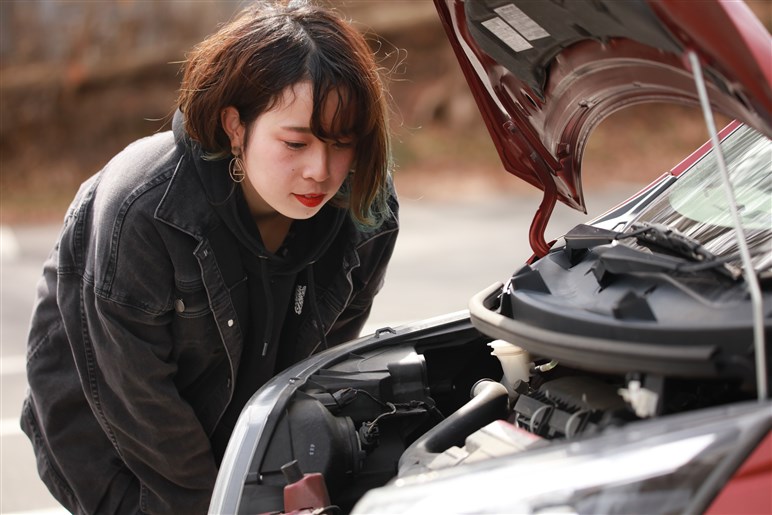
[221,106,245,151]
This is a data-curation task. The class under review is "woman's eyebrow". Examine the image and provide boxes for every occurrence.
[280,125,312,133]
[280,125,353,142]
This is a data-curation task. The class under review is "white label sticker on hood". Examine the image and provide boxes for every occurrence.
[482,17,532,52]
[495,4,550,41]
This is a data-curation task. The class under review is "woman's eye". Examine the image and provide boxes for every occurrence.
[284,141,306,150]
[333,140,354,149]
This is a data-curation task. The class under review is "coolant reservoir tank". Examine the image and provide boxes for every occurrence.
[488,340,531,394]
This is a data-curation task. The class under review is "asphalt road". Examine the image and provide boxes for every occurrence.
[0,185,641,514]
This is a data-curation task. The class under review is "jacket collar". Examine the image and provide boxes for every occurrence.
[154,111,225,239]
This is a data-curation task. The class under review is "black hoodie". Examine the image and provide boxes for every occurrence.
[193,144,347,462]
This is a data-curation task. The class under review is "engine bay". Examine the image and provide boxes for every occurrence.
[237,317,758,514]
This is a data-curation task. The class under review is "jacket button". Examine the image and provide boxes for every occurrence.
[174,299,185,313]
[227,319,234,327]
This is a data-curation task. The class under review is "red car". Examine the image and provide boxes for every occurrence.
[210,1,771,513]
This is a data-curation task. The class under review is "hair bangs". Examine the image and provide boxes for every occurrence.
[308,83,365,144]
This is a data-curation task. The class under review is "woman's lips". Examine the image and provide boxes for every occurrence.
[293,193,325,208]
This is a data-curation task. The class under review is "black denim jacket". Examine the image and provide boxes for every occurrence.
[21,125,399,514]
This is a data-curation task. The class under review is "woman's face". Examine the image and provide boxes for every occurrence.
[222,81,355,221]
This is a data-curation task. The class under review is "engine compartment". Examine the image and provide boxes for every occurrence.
[237,319,758,514]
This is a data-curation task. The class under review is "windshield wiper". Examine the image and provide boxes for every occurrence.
[616,222,740,278]
[617,222,719,263]
[561,223,739,279]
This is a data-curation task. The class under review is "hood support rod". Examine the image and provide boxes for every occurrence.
[687,50,767,401]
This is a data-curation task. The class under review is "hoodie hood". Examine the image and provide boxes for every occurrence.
[434,0,772,256]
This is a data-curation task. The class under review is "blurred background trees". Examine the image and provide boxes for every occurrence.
[1,0,769,223]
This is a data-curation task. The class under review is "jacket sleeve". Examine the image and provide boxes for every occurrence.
[63,202,218,514]
[85,297,218,514]
[327,205,400,346]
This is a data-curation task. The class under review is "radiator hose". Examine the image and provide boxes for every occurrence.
[397,379,509,477]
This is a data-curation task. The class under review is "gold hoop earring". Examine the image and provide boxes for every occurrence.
[229,152,245,183]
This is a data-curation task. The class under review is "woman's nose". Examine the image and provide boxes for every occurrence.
[302,144,331,182]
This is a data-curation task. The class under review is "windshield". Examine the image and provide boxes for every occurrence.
[623,124,771,275]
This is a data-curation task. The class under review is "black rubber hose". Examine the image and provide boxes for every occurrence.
[397,380,509,477]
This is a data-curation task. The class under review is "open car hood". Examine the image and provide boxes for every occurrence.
[434,0,772,255]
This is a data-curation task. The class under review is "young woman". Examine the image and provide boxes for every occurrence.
[21,1,398,513]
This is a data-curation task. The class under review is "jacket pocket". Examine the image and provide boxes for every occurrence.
[171,282,223,386]
[171,281,233,435]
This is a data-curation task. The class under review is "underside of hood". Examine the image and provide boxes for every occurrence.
[434,0,772,256]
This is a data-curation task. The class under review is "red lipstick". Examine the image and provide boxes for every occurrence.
[294,194,324,208]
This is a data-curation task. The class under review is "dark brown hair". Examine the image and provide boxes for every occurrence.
[177,0,392,227]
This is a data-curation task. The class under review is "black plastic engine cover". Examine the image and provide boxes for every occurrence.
[495,226,770,379]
